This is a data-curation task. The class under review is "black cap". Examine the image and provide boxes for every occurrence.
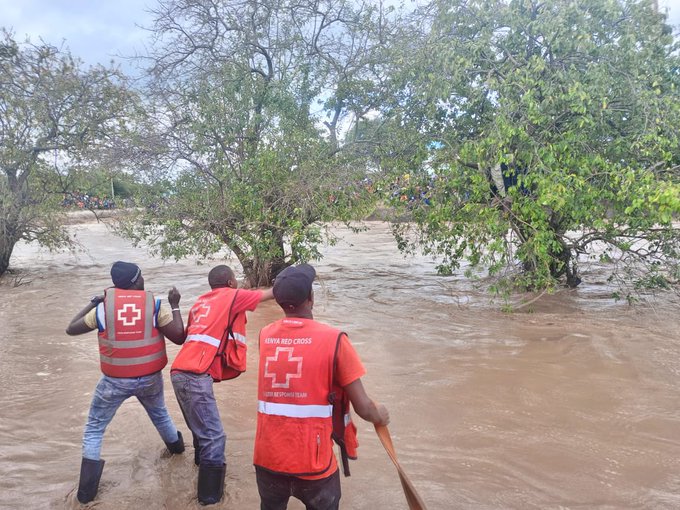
[273,264,316,308]
[110,261,141,289]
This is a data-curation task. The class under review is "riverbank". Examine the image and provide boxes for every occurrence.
[62,208,133,224]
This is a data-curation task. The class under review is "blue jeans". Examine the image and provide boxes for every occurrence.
[82,372,179,460]
[255,467,341,510]
[171,371,226,467]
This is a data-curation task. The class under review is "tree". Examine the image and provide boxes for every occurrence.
[117,0,402,287]
[382,0,680,296]
[0,30,134,277]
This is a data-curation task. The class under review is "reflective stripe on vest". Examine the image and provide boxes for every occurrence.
[232,331,247,345]
[99,336,163,349]
[100,350,167,366]
[185,333,221,348]
[258,400,333,419]
[185,330,246,348]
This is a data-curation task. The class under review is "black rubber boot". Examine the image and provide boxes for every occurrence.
[193,433,200,466]
[165,430,185,454]
[197,463,225,505]
[77,457,105,504]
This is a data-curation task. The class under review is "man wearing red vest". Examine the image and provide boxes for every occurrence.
[254,264,390,510]
[171,265,274,505]
[66,261,187,504]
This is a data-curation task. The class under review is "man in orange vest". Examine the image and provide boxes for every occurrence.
[65,261,188,504]
[254,264,390,510]
[171,265,274,505]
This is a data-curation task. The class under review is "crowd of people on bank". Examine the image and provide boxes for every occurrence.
[61,192,116,210]
[387,173,434,207]
[65,261,390,509]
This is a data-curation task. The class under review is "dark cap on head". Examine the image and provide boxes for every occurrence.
[110,261,141,289]
[273,264,316,309]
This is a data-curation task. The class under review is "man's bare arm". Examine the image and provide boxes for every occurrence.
[65,298,101,336]
[344,378,390,426]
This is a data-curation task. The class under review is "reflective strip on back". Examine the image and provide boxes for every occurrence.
[99,334,164,349]
[144,292,154,338]
[186,334,221,348]
[100,350,166,366]
[105,288,118,336]
[257,400,333,419]
[232,331,247,345]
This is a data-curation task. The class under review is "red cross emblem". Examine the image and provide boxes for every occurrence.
[264,347,303,389]
[192,303,211,323]
[117,303,142,326]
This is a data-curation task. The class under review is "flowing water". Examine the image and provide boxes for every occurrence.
[1,220,679,509]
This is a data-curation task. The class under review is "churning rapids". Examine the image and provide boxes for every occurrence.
[1,220,679,509]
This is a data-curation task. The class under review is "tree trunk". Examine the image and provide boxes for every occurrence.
[241,256,286,288]
[549,237,581,288]
[0,233,17,278]
[239,232,288,288]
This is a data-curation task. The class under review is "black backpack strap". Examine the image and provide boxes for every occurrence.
[329,331,351,477]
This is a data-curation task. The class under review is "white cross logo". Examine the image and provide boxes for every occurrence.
[117,303,142,326]
[192,304,211,323]
[264,347,303,389]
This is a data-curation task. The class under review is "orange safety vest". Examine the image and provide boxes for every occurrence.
[97,289,167,378]
[254,318,359,477]
[171,288,247,382]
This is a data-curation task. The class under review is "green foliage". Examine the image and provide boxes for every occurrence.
[382,0,680,295]
[123,0,392,286]
[0,29,134,276]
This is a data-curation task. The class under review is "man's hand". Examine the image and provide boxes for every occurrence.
[374,402,390,426]
[160,286,186,345]
[168,286,181,308]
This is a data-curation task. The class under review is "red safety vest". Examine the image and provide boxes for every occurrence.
[254,318,358,477]
[97,289,167,378]
[171,288,247,382]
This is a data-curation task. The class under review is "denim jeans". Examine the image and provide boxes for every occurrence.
[82,372,179,460]
[255,467,341,510]
[171,371,226,467]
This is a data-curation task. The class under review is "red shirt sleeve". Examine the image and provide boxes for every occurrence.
[231,288,263,315]
[335,333,366,388]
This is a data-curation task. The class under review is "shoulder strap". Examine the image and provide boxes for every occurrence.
[216,289,239,356]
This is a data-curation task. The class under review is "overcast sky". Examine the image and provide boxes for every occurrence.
[1,0,155,71]
[2,0,680,72]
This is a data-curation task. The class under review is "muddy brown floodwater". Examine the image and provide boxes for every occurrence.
[0,221,679,510]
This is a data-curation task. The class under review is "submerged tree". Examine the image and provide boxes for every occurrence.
[383,0,680,295]
[122,0,399,286]
[0,30,134,277]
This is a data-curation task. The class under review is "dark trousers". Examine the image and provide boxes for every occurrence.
[171,371,225,466]
[255,466,341,510]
